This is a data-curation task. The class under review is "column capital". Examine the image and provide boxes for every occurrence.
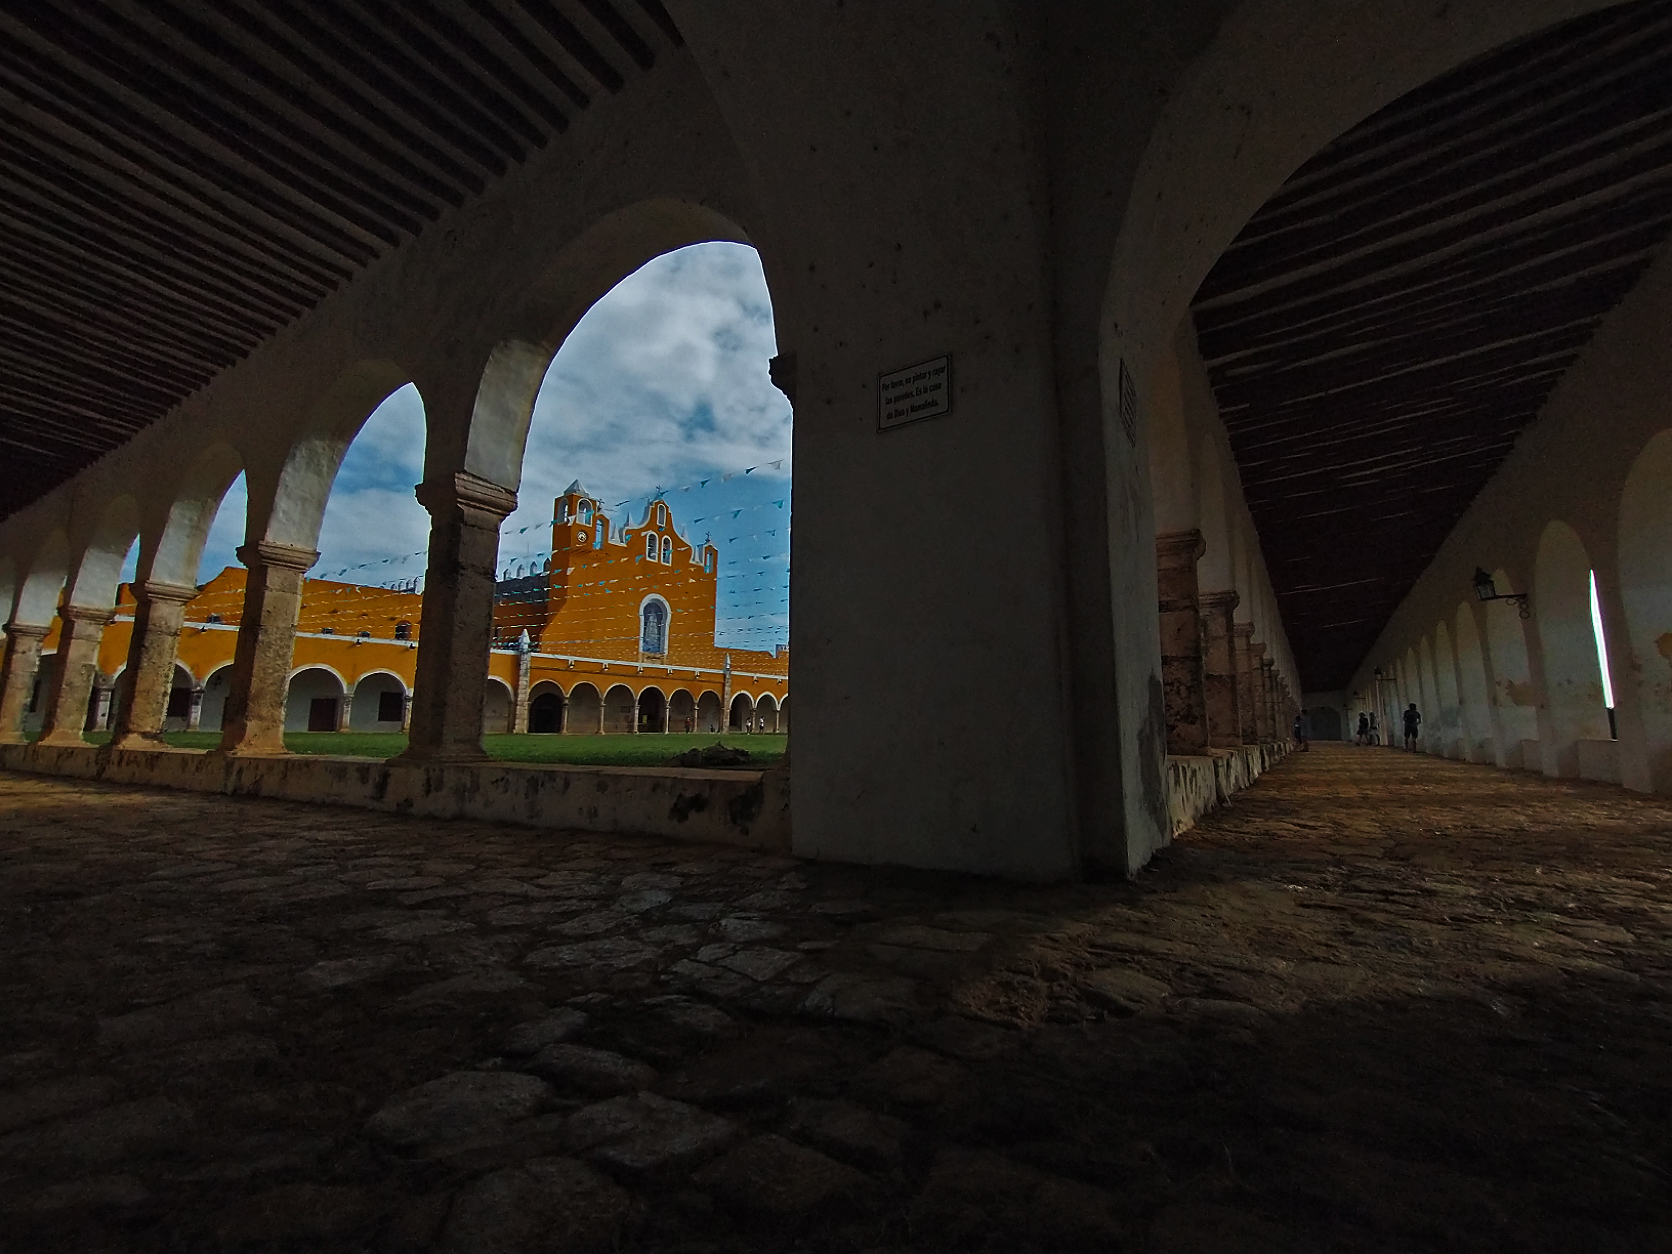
[1154,529,1206,568]
[137,579,199,606]
[60,604,116,628]
[2,621,50,641]
[415,471,518,526]
[1199,589,1240,614]
[237,541,319,573]
[1232,620,1255,641]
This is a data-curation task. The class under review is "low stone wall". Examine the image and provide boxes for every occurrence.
[1166,741,1291,838]
[0,744,790,852]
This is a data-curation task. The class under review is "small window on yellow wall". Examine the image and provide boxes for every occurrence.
[642,600,667,654]
[644,534,657,561]
[661,536,673,563]
[657,503,666,528]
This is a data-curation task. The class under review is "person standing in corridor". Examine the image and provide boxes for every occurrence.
[1403,703,1422,750]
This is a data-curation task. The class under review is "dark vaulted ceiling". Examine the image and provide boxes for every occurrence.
[1192,0,1672,690]
[0,0,681,521]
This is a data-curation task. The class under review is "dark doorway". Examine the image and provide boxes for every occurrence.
[637,688,666,734]
[530,692,563,734]
[377,690,404,723]
[307,698,338,732]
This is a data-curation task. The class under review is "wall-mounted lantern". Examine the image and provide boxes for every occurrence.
[1472,568,1530,618]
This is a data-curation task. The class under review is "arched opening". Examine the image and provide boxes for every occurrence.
[161,662,196,733]
[1453,605,1495,764]
[696,689,723,734]
[296,381,430,640]
[1617,427,1672,791]
[778,696,790,734]
[756,693,780,734]
[529,682,564,734]
[1485,567,1539,768]
[728,692,754,732]
[199,665,234,734]
[668,688,695,734]
[1432,622,1463,759]
[1418,638,1441,754]
[602,684,636,734]
[350,671,408,732]
[1305,705,1342,742]
[1534,520,1611,777]
[636,686,666,734]
[566,682,601,735]
[285,667,345,733]
[464,222,789,762]
[482,677,514,736]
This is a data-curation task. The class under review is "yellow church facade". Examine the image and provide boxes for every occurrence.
[31,485,788,739]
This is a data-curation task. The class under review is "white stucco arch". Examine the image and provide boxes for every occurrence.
[14,530,70,627]
[1534,519,1612,776]
[148,442,245,588]
[65,494,139,611]
[442,199,758,493]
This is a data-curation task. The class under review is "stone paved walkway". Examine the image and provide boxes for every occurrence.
[1,746,1670,1252]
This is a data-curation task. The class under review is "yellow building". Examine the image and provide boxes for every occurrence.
[33,487,787,739]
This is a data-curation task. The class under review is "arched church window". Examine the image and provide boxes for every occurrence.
[661,536,673,563]
[645,534,658,561]
[657,503,667,528]
[704,549,714,573]
[641,600,668,655]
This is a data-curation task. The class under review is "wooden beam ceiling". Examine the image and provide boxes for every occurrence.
[1193,0,1672,690]
[0,0,680,520]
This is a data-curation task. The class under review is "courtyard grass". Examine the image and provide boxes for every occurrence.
[73,730,784,767]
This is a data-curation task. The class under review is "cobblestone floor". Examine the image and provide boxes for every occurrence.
[1,745,1670,1252]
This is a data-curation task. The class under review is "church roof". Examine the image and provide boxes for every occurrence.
[563,479,589,498]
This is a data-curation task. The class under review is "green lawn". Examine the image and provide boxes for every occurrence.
[75,730,784,767]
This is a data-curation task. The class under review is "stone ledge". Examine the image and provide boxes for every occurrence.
[1166,741,1291,838]
[0,744,789,852]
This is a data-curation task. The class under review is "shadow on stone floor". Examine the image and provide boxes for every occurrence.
[0,748,1668,1252]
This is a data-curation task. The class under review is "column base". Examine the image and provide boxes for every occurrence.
[37,730,90,748]
[391,745,489,766]
[0,731,27,747]
[109,732,173,751]
[211,746,292,760]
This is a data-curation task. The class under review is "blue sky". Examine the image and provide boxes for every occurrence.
[176,243,791,650]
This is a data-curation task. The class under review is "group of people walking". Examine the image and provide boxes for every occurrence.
[1292,705,1425,749]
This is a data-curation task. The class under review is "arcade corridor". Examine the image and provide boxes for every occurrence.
[0,747,1667,1251]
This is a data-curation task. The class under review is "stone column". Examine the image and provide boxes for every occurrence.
[37,606,114,747]
[1200,591,1241,749]
[630,692,640,734]
[595,696,605,735]
[396,472,516,763]
[1257,655,1275,740]
[660,698,671,734]
[1233,623,1258,744]
[557,694,568,734]
[0,623,50,745]
[216,542,318,756]
[1248,647,1268,740]
[400,691,413,733]
[111,581,198,748]
[721,655,733,729]
[1155,530,1209,755]
[336,690,352,732]
[93,677,115,731]
[187,686,205,732]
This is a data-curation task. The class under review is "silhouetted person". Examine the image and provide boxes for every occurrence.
[1403,703,1422,749]
[1293,711,1310,751]
[1356,712,1371,745]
